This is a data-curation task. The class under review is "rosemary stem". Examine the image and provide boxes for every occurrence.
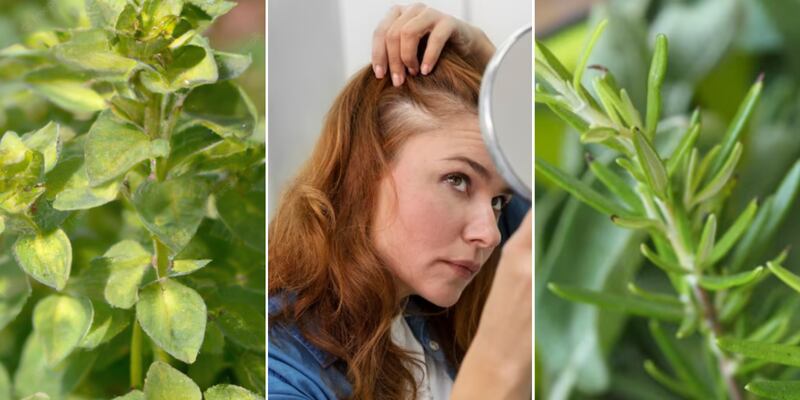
[660,201,743,400]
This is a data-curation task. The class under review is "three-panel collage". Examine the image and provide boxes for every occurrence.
[0,0,799,399]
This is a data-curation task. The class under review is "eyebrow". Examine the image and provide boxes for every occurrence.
[444,156,513,195]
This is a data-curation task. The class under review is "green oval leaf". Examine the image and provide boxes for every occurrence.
[214,51,252,81]
[24,67,107,114]
[84,111,155,186]
[170,259,211,277]
[216,185,265,251]
[53,29,138,78]
[85,0,128,28]
[78,301,130,349]
[143,361,201,400]
[211,288,264,352]
[182,81,257,140]
[137,279,206,364]
[13,228,72,290]
[112,390,145,400]
[21,122,61,173]
[0,132,45,214]
[204,384,261,400]
[53,164,120,210]
[133,177,209,254]
[32,295,93,366]
[13,332,97,399]
[232,352,265,394]
[79,240,151,309]
[141,39,218,93]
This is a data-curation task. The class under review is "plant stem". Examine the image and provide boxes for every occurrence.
[130,318,143,389]
[153,343,170,363]
[145,91,169,181]
[690,283,741,400]
[154,237,170,279]
[658,200,743,400]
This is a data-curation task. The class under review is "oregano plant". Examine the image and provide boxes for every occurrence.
[537,20,800,399]
[0,0,265,398]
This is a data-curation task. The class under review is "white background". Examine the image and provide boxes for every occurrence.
[268,0,532,215]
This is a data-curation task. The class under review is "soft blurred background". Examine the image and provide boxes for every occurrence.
[268,0,531,215]
[535,0,800,399]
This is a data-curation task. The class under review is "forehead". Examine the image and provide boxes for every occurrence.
[391,114,505,185]
[395,114,485,158]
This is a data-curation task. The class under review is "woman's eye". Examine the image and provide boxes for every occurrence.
[445,173,469,192]
[492,196,509,211]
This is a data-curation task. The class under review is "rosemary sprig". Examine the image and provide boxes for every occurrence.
[535,20,777,399]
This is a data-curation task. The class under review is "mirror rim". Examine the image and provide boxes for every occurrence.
[478,25,532,201]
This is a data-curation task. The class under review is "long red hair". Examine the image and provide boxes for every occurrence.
[268,45,498,399]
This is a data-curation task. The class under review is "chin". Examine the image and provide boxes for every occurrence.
[420,287,464,308]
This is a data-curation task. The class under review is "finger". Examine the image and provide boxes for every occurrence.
[385,25,405,86]
[420,16,456,75]
[386,5,424,85]
[371,6,402,79]
[399,10,440,76]
[507,210,532,251]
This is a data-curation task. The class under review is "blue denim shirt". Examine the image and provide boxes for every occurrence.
[268,197,529,399]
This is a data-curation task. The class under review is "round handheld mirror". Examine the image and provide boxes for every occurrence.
[479,26,532,201]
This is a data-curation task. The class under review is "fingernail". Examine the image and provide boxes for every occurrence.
[421,63,430,75]
[374,65,385,78]
[392,73,402,87]
[409,68,417,76]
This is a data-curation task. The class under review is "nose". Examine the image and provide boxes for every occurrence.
[462,201,502,249]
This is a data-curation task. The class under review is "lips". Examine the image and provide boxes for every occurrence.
[444,259,480,274]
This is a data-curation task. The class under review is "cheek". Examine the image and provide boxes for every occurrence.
[395,182,461,249]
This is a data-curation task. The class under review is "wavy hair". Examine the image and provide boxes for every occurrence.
[268,43,498,399]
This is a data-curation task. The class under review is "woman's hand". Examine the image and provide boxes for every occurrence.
[371,3,495,87]
[452,210,532,399]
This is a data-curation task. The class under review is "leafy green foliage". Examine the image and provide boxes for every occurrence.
[13,229,72,291]
[143,361,201,400]
[32,295,94,365]
[0,0,264,397]
[136,279,206,364]
[537,10,800,399]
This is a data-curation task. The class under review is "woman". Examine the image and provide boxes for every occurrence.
[269,5,532,399]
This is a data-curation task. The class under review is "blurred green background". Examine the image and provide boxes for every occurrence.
[535,0,800,398]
